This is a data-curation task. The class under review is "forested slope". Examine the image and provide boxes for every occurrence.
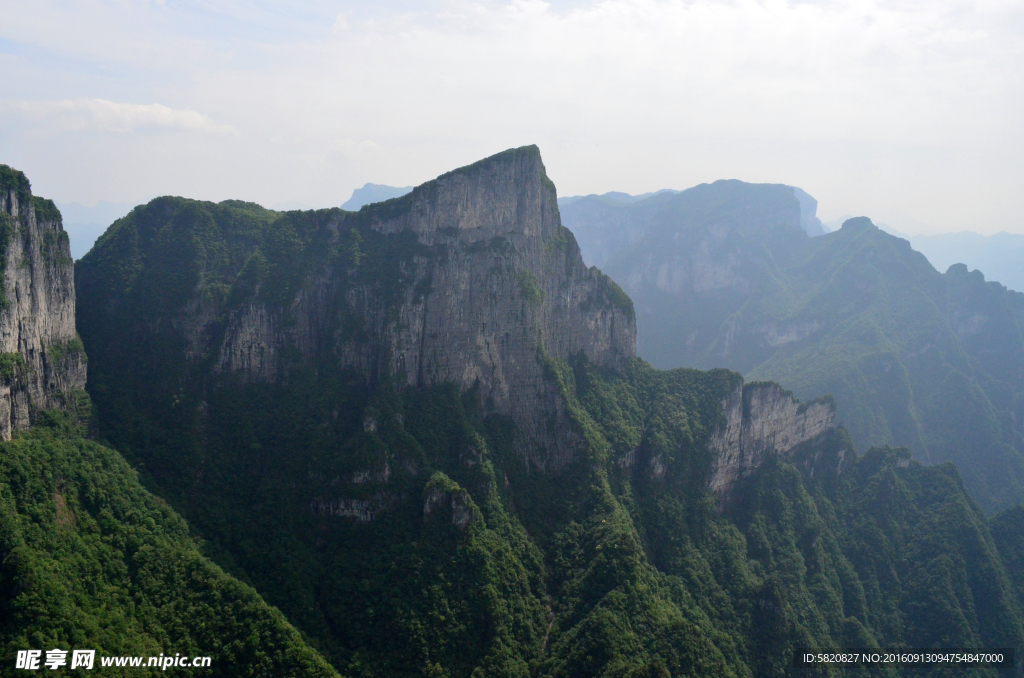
[73,148,1024,677]
[0,405,340,677]
[0,165,345,678]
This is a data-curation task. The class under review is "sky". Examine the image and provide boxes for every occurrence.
[1,0,1022,235]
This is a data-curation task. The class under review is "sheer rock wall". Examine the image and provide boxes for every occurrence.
[0,168,86,439]
[207,147,636,469]
[708,382,836,497]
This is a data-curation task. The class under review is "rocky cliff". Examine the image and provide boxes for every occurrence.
[218,147,635,468]
[708,382,837,497]
[77,146,635,469]
[0,165,86,438]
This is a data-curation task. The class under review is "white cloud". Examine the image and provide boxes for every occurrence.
[332,12,349,33]
[7,99,236,135]
[0,0,1022,232]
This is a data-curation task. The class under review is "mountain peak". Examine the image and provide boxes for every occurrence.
[365,145,559,244]
[341,183,413,211]
[841,216,877,230]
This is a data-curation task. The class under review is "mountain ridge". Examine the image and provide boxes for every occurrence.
[341,182,414,211]
[560,184,1024,514]
[559,180,826,269]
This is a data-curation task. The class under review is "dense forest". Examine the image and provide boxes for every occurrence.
[0,401,340,677]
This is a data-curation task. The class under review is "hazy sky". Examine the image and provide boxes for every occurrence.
[2,0,1022,235]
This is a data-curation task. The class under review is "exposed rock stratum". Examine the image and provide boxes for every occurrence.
[0,166,86,438]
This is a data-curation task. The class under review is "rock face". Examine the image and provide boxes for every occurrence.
[708,382,836,497]
[0,166,86,438]
[77,146,635,470]
[230,147,634,467]
[346,150,623,411]
[789,186,827,237]
[423,473,478,530]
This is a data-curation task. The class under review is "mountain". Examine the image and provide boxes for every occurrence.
[55,200,134,260]
[0,165,341,676]
[821,221,1024,294]
[79,148,635,473]
[559,182,1024,514]
[908,231,1024,294]
[790,187,828,237]
[559,181,826,270]
[558,189,681,210]
[75,147,1024,676]
[341,183,414,211]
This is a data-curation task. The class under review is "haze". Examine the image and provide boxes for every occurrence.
[2,0,1022,235]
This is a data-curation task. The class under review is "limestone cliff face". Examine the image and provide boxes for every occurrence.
[0,166,86,438]
[707,382,836,497]
[135,146,635,469]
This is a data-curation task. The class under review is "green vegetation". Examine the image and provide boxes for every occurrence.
[548,356,1024,677]
[518,270,544,308]
[47,337,86,368]
[0,352,24,383]
[32,197,62,226]
[598,272,634,316]
[41,228,73,267]
[0,165,32,219]
[68,176,1024,676]
[0,400,339,677]
[70,364,552,674]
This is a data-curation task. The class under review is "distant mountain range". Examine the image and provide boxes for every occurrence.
[825,216,1024,294]
[557,182,827,269]
[341,182,413,211]
[559,181,1024,514]
[909,231,1024,294]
